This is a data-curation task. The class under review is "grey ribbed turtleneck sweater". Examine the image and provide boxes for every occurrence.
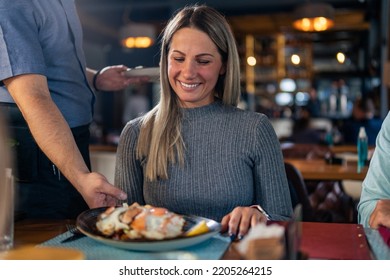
[115,100,293,222]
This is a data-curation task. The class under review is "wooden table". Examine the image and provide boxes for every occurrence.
[281,143,375,155]
[13,219,72,248]
[330,145,375,154]
[284,158,368,181]
[12,219,377,260]
[89,145,117,153]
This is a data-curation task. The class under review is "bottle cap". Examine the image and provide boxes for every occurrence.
[358,126,367,138]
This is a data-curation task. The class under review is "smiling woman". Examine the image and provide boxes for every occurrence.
[115,4,293,242]
[168,27,226,108]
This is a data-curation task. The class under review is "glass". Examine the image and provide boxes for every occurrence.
[0,168,14,251]
[0,112,14,252]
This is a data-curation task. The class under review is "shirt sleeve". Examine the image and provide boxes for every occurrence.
[252,114,293,221]
[358,111,390,227]
[0,3,46,81]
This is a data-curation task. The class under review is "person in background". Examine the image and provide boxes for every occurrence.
[0,0,147,219]
[306,87,322,118]
[358,112,390,228]
[115,5,293,240]
[340,97,383,146]
[288,107,323,144]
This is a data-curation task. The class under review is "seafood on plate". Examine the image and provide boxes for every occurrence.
[96,203,185,240]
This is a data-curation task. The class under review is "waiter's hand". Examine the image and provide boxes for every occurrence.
[94,65,149,91]
[77,172,127,208]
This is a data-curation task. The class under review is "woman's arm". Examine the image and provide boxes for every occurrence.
[358,111,390,228]
[115,120,145,204]
[252,115,293,221]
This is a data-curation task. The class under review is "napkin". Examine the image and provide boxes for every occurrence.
[235,223,285,260]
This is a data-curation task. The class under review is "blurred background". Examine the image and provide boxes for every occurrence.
[75,0,389,146]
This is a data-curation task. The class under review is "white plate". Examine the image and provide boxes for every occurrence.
[76,207,221,252]
[124,67,159,81]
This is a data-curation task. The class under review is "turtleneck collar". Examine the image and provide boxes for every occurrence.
[180,98,225,118]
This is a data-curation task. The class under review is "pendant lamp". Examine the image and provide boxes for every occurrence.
[119,22,156,48]
[293,2,335,32]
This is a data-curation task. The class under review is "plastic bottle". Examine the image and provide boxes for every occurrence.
[325,127,333,147]
[357,126,368,173]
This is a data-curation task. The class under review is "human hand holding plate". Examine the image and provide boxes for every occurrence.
[124,66,160,82]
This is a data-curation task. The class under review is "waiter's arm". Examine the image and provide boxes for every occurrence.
[3,74,127,207]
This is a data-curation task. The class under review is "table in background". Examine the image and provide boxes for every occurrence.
[330,145,375,154]
[284,158,368,181]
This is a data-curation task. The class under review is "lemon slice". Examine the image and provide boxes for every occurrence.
[185,220,209,237]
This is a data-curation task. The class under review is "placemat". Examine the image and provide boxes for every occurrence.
[364,228,390,260]
[39,231,231,260]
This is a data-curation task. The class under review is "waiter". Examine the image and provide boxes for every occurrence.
[0,0,145,219]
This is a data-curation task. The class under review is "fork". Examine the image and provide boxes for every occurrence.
[61,224,85,243]
[66,224,80,234]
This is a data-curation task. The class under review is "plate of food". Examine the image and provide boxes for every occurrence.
[76,203,221,252]
[124,66,159,81]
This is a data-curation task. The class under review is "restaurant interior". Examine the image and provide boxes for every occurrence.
[77,0,388,133]
[1,0,390,261]
[76,0,387,140]
[78,0,389,259]
[80,0,389,222]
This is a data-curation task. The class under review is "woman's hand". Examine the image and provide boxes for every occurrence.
[220,206,268,241]
[369,199,390,229]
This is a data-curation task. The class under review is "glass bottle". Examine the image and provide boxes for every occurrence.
[357,126,368,173]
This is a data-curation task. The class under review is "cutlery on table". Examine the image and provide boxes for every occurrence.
[61,224,86,243]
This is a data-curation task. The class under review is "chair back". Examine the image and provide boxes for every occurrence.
[284,162,315,222]
[285,161,355,223]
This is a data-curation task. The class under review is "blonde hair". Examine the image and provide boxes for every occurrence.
[136,5,241,181]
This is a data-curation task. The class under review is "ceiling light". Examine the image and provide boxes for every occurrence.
[280,78,297,92]
[275,92,294,106]
[247,56,257,66]
[119,23,155,48]
[292,2,335,32]
[291,54,301,65]
[337,52,346,64]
